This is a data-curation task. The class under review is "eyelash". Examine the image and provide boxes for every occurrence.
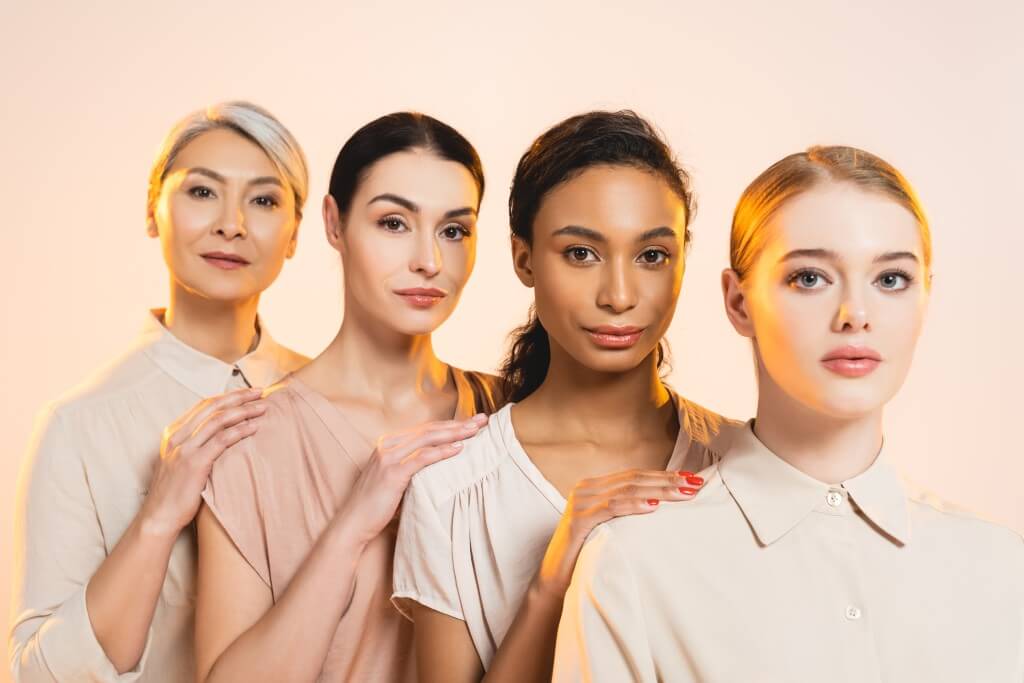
[187,186,279,209]
[562,246,670,266]
[786,268,915,291]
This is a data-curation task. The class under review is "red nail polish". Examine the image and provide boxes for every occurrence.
[647,499,659,506]
[679,487,699,495]
[685,475,704,486]
[678,471,694,477]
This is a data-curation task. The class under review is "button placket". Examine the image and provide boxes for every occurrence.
[826,489,844,508]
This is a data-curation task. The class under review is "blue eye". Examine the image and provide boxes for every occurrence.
[788,269,830,290]
[876,270,912,291]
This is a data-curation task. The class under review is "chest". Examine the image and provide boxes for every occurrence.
[521,437,676,499]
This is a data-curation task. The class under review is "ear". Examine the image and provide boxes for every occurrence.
[285,218,300,259]
[146,205,159,238]
[323,195,344,255]
[511,236,535,288]
[721,268,755,338]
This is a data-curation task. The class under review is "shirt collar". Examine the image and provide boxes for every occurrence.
[718,421,910,547]
[138,308,295,397]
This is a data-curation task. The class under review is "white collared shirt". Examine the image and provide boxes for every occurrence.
[9,310,306,683]
[553,421,1024,682]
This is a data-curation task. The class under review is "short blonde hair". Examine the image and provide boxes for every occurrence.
[730,145,931,280]
[147,101,308,218]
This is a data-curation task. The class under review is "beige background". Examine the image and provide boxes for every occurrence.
[2,1,1021,676]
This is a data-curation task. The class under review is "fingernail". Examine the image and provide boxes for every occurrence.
[678,471,693,477]
[647,499,659,506]
[685,475,704,486]
[452,441,464,449]
[679,487,699,495]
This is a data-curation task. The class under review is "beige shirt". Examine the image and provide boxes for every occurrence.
[201,369,500,682]
[9,310,306,683]
[553,421,1024,683]
[392,396,738,670]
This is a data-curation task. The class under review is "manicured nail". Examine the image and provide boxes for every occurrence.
[679,487,699,495]
[685,475,704,486]
[647,499,660,506]
[678,471,694,478]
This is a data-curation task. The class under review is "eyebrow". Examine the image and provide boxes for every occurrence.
[369,193,476,220]
[187,168,282,188]
[552,225,678,242]
[779,248,920,264]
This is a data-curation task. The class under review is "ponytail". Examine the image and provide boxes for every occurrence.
[500,308,550,403]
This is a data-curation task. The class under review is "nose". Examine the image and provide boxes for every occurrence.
[833,285,871,333]
[596,258,638,314]
[215,199,246,240]
[409,231,442,278]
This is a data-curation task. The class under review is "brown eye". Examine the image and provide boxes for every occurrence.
[189,186,214,199]
[378,216,408,232]
[639,249,667,265]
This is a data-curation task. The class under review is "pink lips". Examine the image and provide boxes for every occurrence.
[394,287,447,309]
[201,251,250,270]
[585,325,645,349]
[821,345,883,378]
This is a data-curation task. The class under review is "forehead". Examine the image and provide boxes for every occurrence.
[357,149,479,208]
[169,127,280,178]
[535,165,686,237]
[762,182,924,262]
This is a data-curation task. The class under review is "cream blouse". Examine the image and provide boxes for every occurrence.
[392,396,739,670]
[9,310,306,683]
[553,421,1024,682]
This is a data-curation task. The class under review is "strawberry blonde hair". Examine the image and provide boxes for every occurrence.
[730,145,931,281]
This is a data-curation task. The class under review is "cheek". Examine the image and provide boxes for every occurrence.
[752,289,830,368]
[163,196,216,245]
[439,240,475,287]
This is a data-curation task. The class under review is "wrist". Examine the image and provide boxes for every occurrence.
[529,572,570,606]
[326,512,373,557]
[129,509,180,552]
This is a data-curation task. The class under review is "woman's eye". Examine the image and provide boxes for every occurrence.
[189,186,214,199]
[379,216,408,232]
[252,195,279,209]
[638,249,668,265]
[441,224,470,241]
[876,271,912,291]
[565,246,598,264]
[789,269,830,290]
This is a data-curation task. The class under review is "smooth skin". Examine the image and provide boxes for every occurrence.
[721,181,930,483]
[195,149,491,682]
[413,165,708,682]
[86,127,302,672]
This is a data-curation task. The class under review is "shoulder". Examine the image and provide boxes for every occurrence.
[457,368,508,414]
[407,403,516,506]
[906,485,1024,561]
[212,379,310,474]
[671,391,744,455]
[46,344,163,418]
[273,344,310,376]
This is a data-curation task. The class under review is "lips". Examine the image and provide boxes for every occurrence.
[584,325,645,349]
[394,287,447,309]
[201,251,250,270]
[821,345,882,378]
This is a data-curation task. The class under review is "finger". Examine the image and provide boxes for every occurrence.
[378,415,487,451]
[385,422,483,462]
[176,388,264,443]
[578,469,700,496]
[195,419,260,466]
[400,441,464,473]
[189,402,268,451]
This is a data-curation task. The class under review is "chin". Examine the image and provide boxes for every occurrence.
[810,386,889,420]
[572,345,654,375]
[179,277,262,304]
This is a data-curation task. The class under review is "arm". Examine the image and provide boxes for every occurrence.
[9,389,265,682]
[196,414,489,683]
[411,469,703,683]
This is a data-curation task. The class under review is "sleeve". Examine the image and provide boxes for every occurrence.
[9,406,153,683]
[391,479,463,621]
[551,526,658,683]
[200,436,272,587]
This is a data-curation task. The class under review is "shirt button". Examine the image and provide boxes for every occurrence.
[845,606,862,620]
[826,489,843,507]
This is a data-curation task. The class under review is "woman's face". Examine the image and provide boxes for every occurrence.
[148,127,299,303]
[514,165,688,374]
[725,181,930,419]
[327,149,480,337]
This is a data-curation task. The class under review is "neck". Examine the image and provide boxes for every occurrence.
[312,300,448,403]
[164,283,260,364]
[527,342,672,437]
[753,364,884,485]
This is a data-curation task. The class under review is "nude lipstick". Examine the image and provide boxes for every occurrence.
[394,287,447,309]
[201,251,250,270]
[585,325,645,349]
[820,345,882,378]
